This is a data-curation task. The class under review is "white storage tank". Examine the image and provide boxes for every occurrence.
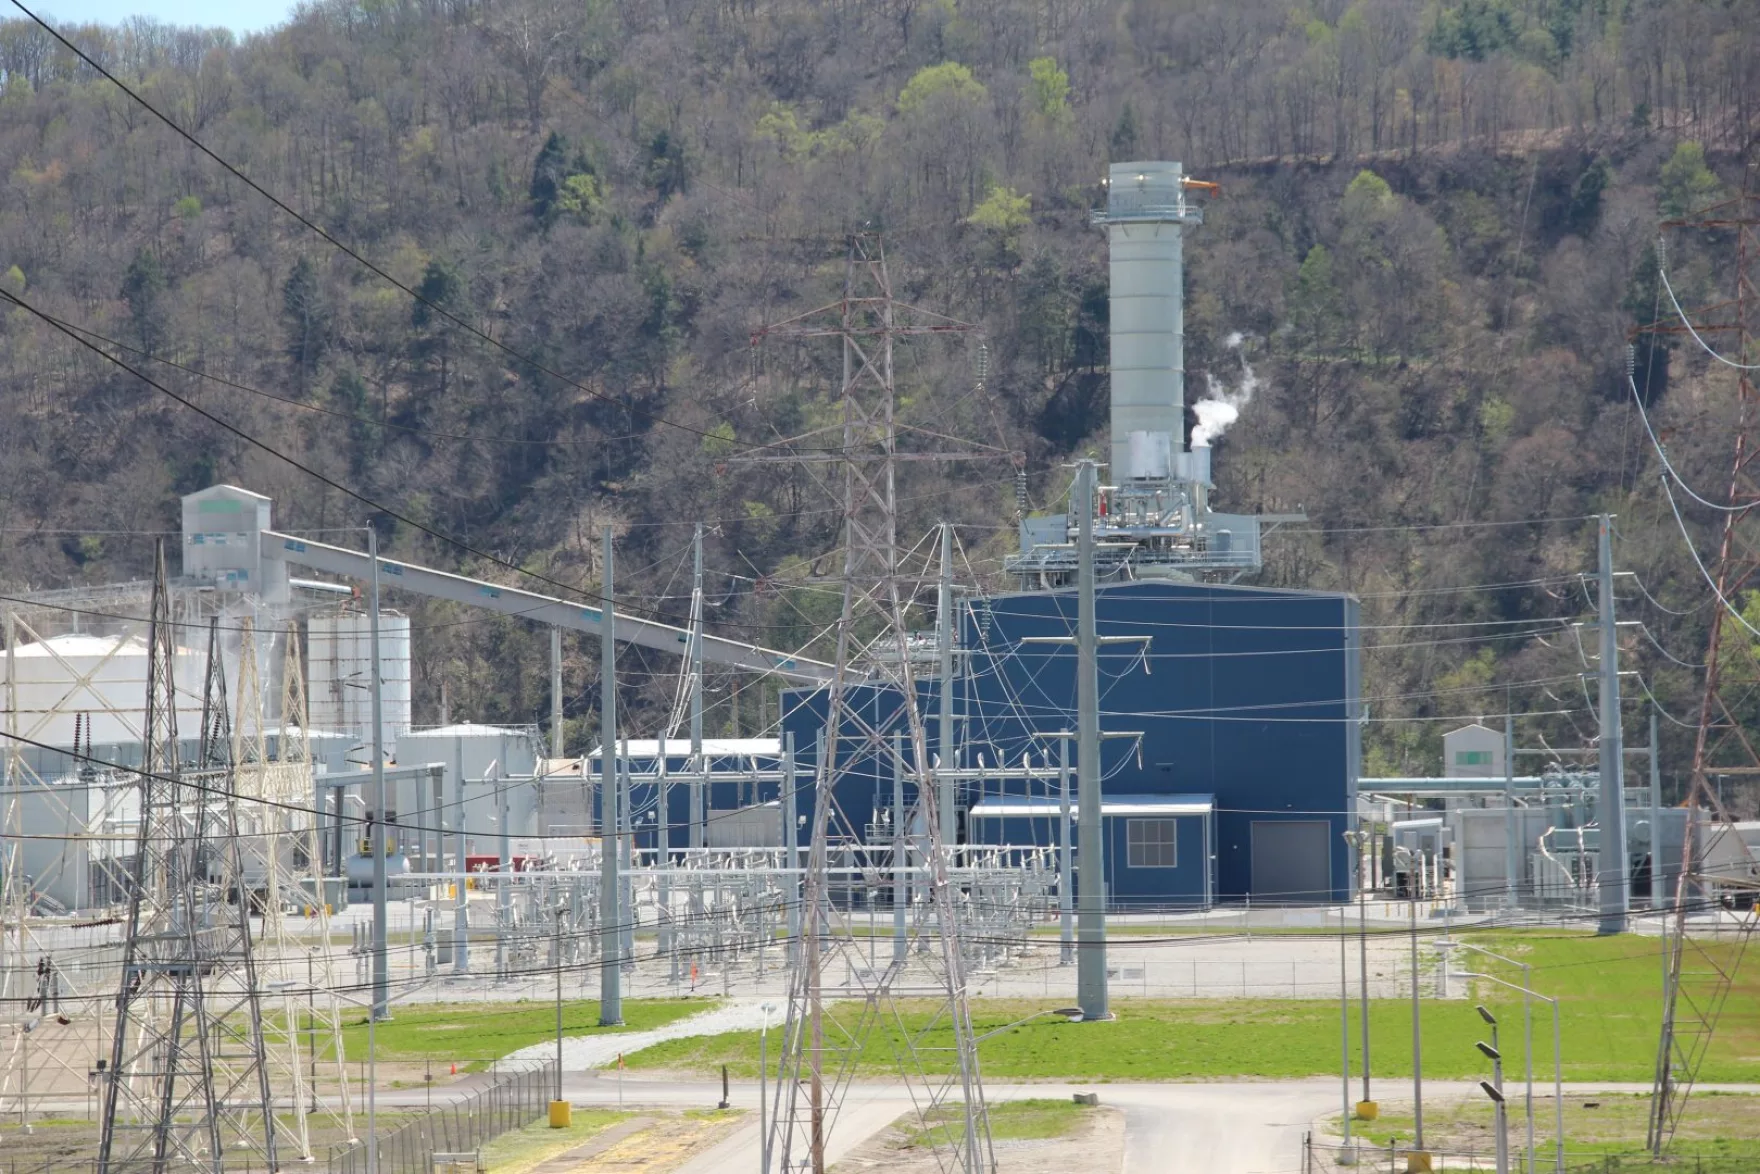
[307,610,412,752]
[7,632,204,747]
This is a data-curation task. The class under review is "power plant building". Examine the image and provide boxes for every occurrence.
[780,578,1360,906]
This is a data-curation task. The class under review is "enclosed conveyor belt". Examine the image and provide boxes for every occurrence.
[261,530,841,685]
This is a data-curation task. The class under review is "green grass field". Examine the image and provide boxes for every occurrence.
[1331,1092,1760,1167]
[626,933,1760,1083]
[476,1110,631,1174]
[904,1098,1097,1149]
[985,1098,1097,1140]
[341,998,712,1067]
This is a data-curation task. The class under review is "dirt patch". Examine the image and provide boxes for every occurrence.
[831,1102,1124,1173]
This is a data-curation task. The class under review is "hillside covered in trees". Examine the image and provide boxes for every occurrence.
[0,0,1755,788]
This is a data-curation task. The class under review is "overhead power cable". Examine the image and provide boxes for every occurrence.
[0,288,970,652]
[1659,260,1760,371]
[1657,471,1760,641]
[1629,673,1703,729]
[44,307,680,450]
[1624,570,1714,618]
[0,284,684,630]
[1626,363,1748,513]
[1282,514,1597,535]
[0,0,875,464]
[1635,622,1709,671]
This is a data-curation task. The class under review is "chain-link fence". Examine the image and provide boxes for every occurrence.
[1303,1133,1755,1173]
[327,1059,558,1174]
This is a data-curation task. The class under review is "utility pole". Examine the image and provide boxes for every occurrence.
[938,522,957,852]
[690,524,705,850]
[784,733,799,968]
[497,768,512,977]
[1075,460,1108,1022]
[618,732,634,968]
[453,736,470,975]
[598,526,623,1026]
[1597,514,1629,935]
[369,525,390,1021]
[1504,713,1519,907]
[1058,735,1073,967]
[892,735,907,964]
[1649,708,1663,907]
[551,627,565,760]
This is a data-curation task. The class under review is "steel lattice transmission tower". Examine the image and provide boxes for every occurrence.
[751,234,996,1174]
[231,616,355,1161]
[98,547,281,1174]
[1641,176,1760,1155]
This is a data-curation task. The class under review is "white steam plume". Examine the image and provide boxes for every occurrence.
[1189,331,1259,447]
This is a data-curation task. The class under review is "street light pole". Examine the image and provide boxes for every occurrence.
[1478,1009,1509,1174]
[1359,847,1372,1111]
[759,1001,777,1174]
[599,526,624,1026]
[1409,887,1425,1160]
[554,902,565,1099]
[1348,830,1374,1118]
[1452,943,1536,1174]
[1339,914,1354,1163]
[1460,970,1563,1174]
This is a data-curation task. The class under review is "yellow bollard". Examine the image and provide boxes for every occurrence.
[548,1100,571,1129]
[1404,1151,1432,1173]
[1355,1100,1378,1121]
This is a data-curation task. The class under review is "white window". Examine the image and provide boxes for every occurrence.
[1126,818,1178,868]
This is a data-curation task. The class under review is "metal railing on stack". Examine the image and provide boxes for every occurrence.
[327,1059,557,1174]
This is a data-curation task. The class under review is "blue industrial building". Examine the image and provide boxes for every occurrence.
[779,578,1361,906]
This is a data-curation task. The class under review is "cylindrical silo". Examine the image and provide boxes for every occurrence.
[307,610,412,752]
[10,632,205,748]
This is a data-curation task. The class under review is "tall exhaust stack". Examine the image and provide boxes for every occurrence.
[1006,160,1292,584]
[1102,161,1203,482]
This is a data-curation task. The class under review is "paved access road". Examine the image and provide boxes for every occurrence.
[454,1074,1753,1174]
